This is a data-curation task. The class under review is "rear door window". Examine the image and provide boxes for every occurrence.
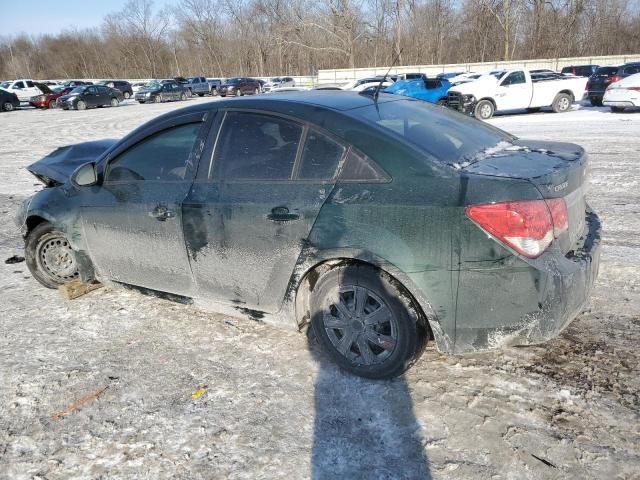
[213,112,303,180]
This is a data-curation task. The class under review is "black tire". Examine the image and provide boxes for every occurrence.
[181,93,187,101]
[235,88,242,97]
[124,91,131,99]
[154,95,162,103]
[436,98,446,106]
[552,93,572,113]
[254,87,259,95]
[474,99,494,120]
[590,98,602,107]
[526,107,541,113]
[110,97,119,107]
[611,106,625,113]
[25,222,79,289]
[76,100,86,111]
[310,264,427,379]
[197,93,204,97]
[2,101,15,111]
[48,100,57,109]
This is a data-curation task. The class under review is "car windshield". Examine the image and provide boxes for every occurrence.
[146,81,161,89]
[0,81,10,88]
[226,78,240,85]
[352,98,514,165]
[70,87,85,94]
[270,77,282,82]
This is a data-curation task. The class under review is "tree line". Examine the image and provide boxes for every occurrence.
[1,0,639,80]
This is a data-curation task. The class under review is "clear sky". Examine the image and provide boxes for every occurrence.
[1,0,171,37]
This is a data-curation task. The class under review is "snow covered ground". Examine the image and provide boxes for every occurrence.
[0,99,638,479]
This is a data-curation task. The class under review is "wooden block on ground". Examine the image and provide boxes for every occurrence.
[58,280,103,300]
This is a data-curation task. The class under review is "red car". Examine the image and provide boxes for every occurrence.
[29,83,73,109]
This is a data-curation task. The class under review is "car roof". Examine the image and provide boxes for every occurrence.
[226,90,401,111]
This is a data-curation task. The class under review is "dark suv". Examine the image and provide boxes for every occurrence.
[587,63,640,106]
[218,77,261,97]
[98,80,134,99]
[561,65,599,77]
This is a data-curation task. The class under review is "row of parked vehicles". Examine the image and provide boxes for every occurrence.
[0,75,298,112]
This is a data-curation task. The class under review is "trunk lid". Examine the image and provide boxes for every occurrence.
[28,139,117,186]
[460,139,588,254]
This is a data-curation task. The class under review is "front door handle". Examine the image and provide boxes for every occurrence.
[267,206,300,222]
[150,205,175,221]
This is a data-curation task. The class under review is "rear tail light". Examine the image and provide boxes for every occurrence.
[465,199,568,258]
[609,75,621,83]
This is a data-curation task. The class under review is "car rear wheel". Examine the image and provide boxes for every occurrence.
[474,100,494,120]
[155,95,162,103]
[124,92,131,99]
[2,101,14,111]
[611,106,625,113]
[254,88,259,95]
[25,222,79,289]
[110,98,119,107]
[235,89,242,97]
[552,93,572,113]
[310,265,427,379]
[76,100,86,110]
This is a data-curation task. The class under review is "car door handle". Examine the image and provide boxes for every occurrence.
[150,205,175,221]
[267,206,300,222]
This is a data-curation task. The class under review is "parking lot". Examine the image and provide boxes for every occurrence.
[0,98,638,479]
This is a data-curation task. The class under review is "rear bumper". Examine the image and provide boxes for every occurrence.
[453,208,601,353]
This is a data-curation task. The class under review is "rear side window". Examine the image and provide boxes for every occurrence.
[339,149,389,182]
[213,112,302,180]
[297,130,345,180]
[107,123,201,183]
[502,71,526,85]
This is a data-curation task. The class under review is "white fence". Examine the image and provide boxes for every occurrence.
[317,54,640,84]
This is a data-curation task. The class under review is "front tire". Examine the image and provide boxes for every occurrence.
[76,100,86,110]
[124,91,131,99]
[552,93,572,113]
[474,99,494,120]
[154,95,162,103]
[110,97,119,107]
[48,100,57,109]
[25,223,79,289]
[235,88,242,97]
[310,265,427,379]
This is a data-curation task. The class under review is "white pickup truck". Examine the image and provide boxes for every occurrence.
[446,70,588,120]
[0,79,43,103]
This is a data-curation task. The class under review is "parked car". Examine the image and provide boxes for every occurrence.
[560,65,599,77]
[30,83,73,109]
[447,69,588,119]
[384,77,451,104]
[263,77,296,92]
[134,81,188,103]
[97,80,133,99]
[217,77,261,96]
[603,72,640,112]
[131,82,148,94]
[17,92,600,380]
[0,79,42,102]
[63,80,93,87]
[587,63,640,106]
[436,72,464,80]
[0,89,20,111]
[182,76,215,97]
[57,85,124,110]
[342,76,395,92]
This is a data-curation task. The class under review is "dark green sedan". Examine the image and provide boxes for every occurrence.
[16,92,601,379]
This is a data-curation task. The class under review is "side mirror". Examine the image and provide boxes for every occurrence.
[71,162,98,187]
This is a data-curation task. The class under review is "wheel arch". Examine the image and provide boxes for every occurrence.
[478,97,497,109]
[557,89,575,101]
[291,254,453,354]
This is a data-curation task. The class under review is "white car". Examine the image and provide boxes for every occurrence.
[603,73,640,112]
[447,69,588,119]
[263,77,296,92]
[0,79,43,102]
[342,77,394,92]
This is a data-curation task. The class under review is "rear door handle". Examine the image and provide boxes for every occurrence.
[267,206,300,222]
[150,205,175,221]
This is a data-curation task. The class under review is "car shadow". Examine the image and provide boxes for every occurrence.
[307,261,431,479]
